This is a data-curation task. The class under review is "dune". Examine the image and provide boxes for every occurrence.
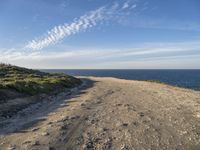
[0,76,200,150]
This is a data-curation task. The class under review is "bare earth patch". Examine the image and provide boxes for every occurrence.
[0,77,200,150]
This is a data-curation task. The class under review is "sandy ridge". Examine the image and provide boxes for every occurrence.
[0,76,200,150]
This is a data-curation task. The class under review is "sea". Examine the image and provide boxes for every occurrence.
[42,69,200,91]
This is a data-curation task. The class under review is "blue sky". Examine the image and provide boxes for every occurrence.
[0,0,200,69]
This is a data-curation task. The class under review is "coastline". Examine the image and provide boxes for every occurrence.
[0,76,200,150]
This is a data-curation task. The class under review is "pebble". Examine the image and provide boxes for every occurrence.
[32,141,40,146]
[60,125,68,130]
[103,128,109,132]
[122,123,128,127]
[41,132,49,136]
[22,140,32,145]
[139,112,145,117]
[133,121,139,127]
[8,144,16,150]
[69,115,80,120]
[0,142,5,145]
[48,121,53,125]
[124,104,130,107]
[85,141,94,149]
[61,116,69,122]
[121,144,129,150]
[81,103,86,106]
[31,128,40,132]
[49,146,56,150]
[116,104,122,106]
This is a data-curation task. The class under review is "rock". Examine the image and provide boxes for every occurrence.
[139,112,145,117]
[60,125,68,130]
[84,117,89,120]
[8,144,16,150]
[48,121,53,125]
[122,123,128,127]
[60,131,67,136]
[22,140,32,145]
[85,141,94,149]
[0,142,5,145]
[61,116,69,122]
[81,103,86,106]
[49,146,56,150]
[31,128,39,132]
[116,121,122,127]
[103,128,109,132]
[124,104,130,107]
[116,104,122,106]
[69,115,80,120]
[103,138,112,149]
[133,122,139,127]
[121,144,129,150]
[41,132,49,136]
[32,141,40,146]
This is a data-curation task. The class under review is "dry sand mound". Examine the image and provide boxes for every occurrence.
[0,77,200,150]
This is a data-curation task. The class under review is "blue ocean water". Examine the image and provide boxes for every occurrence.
[42,69,200,91]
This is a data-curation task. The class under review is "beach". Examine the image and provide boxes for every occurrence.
[0,76,200,150]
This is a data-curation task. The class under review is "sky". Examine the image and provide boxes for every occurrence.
[0,0,200,69]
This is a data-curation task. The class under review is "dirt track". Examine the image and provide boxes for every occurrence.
[0,77,200,150]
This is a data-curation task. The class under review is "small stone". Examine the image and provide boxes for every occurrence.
[133,122,139,127]
[121,144,129,150]
[69,115,80,120]
[22,140,32,145]
[81,103,86,106]
[60,125,68,130]
[48,122,53,125]
[32,141,40,146]
[120,144,127,150]
[31,128,39,132]
[86,141,94,149]
[122,123,128,127]
[139,112,145,117]
[8,144,16,150]
[103,128,108,131]
[49,146,56,150]
[116,104,122,106]
[41,132,49,136]
[0,142,5,145]
[194,113,200,118]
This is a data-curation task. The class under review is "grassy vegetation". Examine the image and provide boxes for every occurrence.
[0,63,81,96]
[145,80,164,84]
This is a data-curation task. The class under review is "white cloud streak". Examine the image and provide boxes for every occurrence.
[25,7,106,50]
[122,2,129,9]
[25,1,137,50]
[2,41,200,68]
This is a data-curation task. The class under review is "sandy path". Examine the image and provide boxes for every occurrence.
[0,77,200,150]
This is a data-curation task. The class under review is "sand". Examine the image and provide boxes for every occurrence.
[0,77,200,150]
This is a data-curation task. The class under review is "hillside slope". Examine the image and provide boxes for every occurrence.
[0,64,81,102]
[0,64,81,118]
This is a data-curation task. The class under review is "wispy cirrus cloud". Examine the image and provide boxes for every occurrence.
[122,2,129,9]
[25,7,106,50]
[25,1,137,50]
